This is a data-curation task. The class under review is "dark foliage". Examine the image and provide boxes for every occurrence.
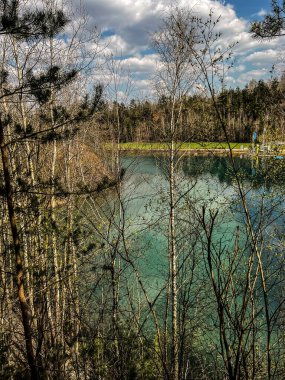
[27,66,77,104]
[251,0,285,38]
[101,78,285,143]
[0,0,69,39]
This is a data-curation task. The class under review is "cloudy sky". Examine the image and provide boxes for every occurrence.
[75,0,285,97]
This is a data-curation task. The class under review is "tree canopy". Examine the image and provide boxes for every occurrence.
[251,0,285,38]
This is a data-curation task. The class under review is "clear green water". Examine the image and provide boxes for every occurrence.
[82,153,285,371]
[90,154,285,372]
[118,154,285,296]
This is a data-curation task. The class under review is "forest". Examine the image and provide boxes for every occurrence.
[1,1,285,380]
[102,78,285,143]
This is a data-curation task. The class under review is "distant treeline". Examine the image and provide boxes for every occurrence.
[100,78,285,143]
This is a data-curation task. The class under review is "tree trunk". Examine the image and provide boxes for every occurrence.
[170,139,178,380]
[0,117,38,379]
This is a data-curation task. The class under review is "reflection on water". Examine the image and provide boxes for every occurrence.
[100,154,285,361]
[121,154,285,216]
[120,154,285,282]
[122,154,285,186]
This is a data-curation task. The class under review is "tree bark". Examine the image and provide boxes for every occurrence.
[0,117,38,379]
[170,140,178,380]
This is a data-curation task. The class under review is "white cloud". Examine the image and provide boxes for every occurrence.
[225,75,236,85]
[236,69,270,85]
[69,0,285,94]
[121,55,158,75]
[257,8,267,17]
[103,35,131,56]
[244,49,280,66]
[232,65,246,73]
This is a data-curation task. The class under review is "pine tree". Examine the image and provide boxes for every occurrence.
[251,0,285,38]
[0,2,101,378]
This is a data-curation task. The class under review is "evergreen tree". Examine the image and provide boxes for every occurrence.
[0,2,101,379]
[251,0,285,38]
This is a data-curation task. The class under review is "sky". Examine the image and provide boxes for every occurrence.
[73,0,285,98]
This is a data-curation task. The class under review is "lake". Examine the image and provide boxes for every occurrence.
[89,153,285,375]
[120,154,285,271]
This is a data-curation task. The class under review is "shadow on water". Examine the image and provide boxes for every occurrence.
[106,154,285,368]
[121,153,285,268]
[122,154,285,187]
[180,155,285,187]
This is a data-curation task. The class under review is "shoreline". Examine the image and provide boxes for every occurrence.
[118,148,285,157]
[119,148,250,156]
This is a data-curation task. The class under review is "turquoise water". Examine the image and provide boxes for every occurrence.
[121,154,285,233]
[118,154,285,300]
[90,154,285,374]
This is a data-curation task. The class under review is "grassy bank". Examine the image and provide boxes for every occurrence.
[119,142,251,151]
